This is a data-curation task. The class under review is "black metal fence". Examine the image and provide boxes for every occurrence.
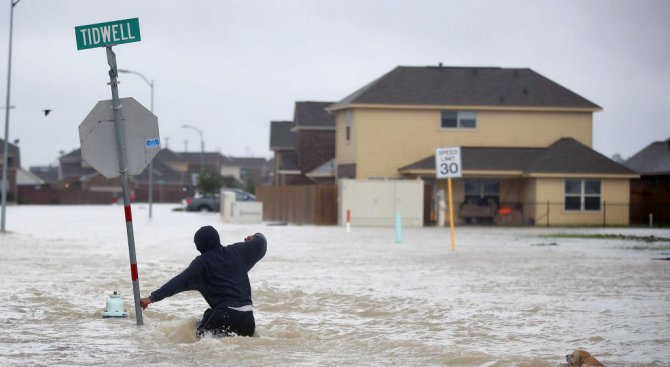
[522,201,632,227]
[451,201,670,227]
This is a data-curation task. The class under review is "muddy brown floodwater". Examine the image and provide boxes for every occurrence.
[1,205,668,366]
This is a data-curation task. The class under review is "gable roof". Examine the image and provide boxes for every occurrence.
[134,148,189,184]
[330,66,601,111]
[526,138,633,174]
[177,152,231,167]
[306,158,336,178]
[293,101,336,129]
[624,138,670,175]
[134,156,188,184]
[270,120,295,150]
[156,148,186,163]
[399,138,635,177]
[29,165,59,184]
[59,148,97,178]
[226,156,268,169]
[17,168,45,185]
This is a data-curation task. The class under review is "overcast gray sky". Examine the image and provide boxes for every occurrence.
[0,0,668,168]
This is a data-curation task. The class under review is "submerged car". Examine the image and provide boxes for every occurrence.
[185,195,219,212]
[185,189,256,212]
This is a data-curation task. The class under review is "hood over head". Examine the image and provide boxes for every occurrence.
[194,225,221,253]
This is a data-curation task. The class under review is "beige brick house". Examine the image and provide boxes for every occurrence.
[327,66,637,226]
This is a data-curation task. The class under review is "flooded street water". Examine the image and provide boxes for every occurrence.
[1,204,668,366]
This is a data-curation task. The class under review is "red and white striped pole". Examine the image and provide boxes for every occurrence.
[107,46,143,325]
[346,209,351,233]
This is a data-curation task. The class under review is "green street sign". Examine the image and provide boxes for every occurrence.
[75,18,141,50]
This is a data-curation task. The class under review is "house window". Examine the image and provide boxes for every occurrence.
[564,179,601,211]
[345,110,352,141]
[441,111,477,129]
[464,179,500,205]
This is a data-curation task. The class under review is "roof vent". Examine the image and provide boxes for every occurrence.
[499,94,505,103]
[522,86,529,95]
[513,69,519,77]
[438,62,443,68]
[472,68,479,75]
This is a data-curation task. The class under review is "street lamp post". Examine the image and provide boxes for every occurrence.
[118,69,155,218]
[182,124,204,173]
[1,0,21,233]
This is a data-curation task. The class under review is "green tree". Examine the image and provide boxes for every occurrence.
[244,179,256,195]
[221,176,239,189]
[196,170,223,196]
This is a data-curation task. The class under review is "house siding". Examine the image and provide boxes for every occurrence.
[296,130,335,174]
[335,109,356,166]
[433,177,630,226]
[532,177,630,226]
[339,107,593,179]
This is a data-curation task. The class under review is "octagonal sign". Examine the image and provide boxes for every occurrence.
[79,97,160,178]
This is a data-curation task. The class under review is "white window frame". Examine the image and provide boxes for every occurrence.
[564,179,601,211]
[441,110,477,129]
[345,110,352,142]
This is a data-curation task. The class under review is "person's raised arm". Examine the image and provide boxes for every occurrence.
[239,233,267,271]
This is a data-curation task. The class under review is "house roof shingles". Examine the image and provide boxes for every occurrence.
[227,157,268,169]
[29,166,59,184]
[624,138,670,175]
[270,120,295,150]
[331,66,601,110]
[177,152,231,166]
[293,101,335,128]
[60,149,97,178]
[399,138,635,176]
[134,149,189,184]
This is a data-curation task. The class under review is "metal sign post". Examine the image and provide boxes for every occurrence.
[435,147,462,252]
[75,18,156,326]
[106,46,143,325]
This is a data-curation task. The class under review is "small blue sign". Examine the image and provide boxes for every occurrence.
[146,138,160,148]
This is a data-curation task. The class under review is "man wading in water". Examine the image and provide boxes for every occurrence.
[140,226,267,338]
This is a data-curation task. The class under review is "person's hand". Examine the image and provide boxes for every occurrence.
[140,297,152,310]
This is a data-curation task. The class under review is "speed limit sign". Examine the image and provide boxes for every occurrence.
[435,147,462,178]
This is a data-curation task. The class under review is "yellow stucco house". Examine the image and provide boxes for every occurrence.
[327,66,637,226]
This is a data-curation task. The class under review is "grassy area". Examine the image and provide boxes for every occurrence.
[540,233,670,244]
[538,233,670,251]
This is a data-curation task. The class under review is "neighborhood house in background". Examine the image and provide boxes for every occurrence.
[18,147,270,205]
[7,65,670,227]
[269,101,336,186]
[262,65,643,226]
[624,138,670,225]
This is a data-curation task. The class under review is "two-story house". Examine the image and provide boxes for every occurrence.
[327,66,636,226]
[269,101,336,185]
[293,101,336,184]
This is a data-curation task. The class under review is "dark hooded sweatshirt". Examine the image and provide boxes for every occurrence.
[149,226,267,309]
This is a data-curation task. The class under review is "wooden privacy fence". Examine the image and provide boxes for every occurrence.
[18,186,114,204]
[256,185,338,225]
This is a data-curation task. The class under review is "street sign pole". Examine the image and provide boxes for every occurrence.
[447,177,455,252]
[106,46,143,326]
[436,147,462,252]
